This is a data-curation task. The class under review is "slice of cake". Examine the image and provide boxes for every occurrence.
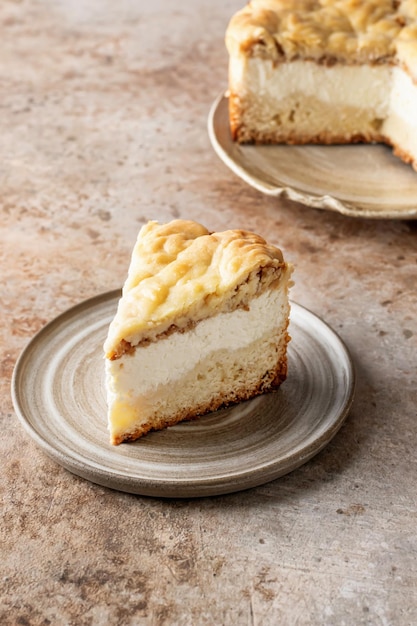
[226,0,417,171]
[103,219,293,444]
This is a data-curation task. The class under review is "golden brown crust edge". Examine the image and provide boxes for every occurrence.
[225,0,417,74]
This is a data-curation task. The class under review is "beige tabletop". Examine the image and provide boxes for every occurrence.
[2,1,417,624]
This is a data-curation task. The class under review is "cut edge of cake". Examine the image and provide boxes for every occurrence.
[104,219,293,445]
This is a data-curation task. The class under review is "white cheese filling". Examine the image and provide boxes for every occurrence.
[384,67,417,164]
[233,57,392,115]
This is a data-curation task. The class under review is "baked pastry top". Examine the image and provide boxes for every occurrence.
[104,219,291,359]
[226,0,417,77]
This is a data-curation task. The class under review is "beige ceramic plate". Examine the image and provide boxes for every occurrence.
[11,290,355,498]
[208,93,417,220]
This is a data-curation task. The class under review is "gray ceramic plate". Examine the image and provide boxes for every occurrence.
[11,290,355,498]
[208,93,417,220]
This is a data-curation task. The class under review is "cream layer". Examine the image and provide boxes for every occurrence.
[231,57,391,115]
[384,67,417,165]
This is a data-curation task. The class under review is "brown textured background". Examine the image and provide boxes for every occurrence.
[1,1,417,624]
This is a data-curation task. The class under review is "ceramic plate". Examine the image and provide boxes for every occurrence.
[208,93,417,220]
[11,290,355,498]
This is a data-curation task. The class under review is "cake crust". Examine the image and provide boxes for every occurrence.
[226,0,417,75]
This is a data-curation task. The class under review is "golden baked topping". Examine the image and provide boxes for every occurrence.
[104,220,291,358]
[226,0,417,73]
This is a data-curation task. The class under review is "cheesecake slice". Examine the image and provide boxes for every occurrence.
[226,0,417,171]
[103,219,293,444]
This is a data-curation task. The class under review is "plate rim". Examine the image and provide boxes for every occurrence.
[11,290,356,498]
[208,92,417,220]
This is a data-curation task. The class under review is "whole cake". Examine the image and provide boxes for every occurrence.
[226,0,417,170]
[104,219,293,444]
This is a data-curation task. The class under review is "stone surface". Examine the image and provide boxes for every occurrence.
[1,1,417,624]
